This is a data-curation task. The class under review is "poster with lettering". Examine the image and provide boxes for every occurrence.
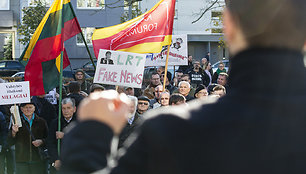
[0,81,30,105]
[145,35,188,66]
[93,49,146,88]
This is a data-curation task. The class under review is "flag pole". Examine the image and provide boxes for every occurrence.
[57,0,64,156]
[68,3,96,71]
[162,45,171,92]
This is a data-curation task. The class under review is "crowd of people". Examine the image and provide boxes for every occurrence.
[0,58,228,174]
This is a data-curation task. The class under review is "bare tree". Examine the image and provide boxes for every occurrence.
[192,0,225,24]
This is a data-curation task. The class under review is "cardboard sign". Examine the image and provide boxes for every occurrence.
[10,105,22,127]
[0,81,30,105]
[145,35,188,66]
[93,49,146,88]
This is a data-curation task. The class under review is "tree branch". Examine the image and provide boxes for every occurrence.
[191,0,219,24]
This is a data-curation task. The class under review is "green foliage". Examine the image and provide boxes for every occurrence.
[3,35,12,60]
[18,2,47,45]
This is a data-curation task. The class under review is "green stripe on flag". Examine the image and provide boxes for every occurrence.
[42,59,60,93]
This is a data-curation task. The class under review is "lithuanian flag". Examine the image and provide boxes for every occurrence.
[20,0,81,96]
[92,0,176,56]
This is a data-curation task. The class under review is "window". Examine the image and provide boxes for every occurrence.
[0,0,9,10]
[0,62,6,68]
[77,0,105,9]
[211,11,222,20]
[76,27,95,45]
[28,0,54,7]
[7,61,23,69]
[124,0,139,11]
[211,28,223,33]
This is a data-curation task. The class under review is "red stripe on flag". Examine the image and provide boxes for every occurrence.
[29,34,63,63]
[24,62,45,96]
[63,17,81,41]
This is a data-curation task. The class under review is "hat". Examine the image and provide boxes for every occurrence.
[137,96,150,102]
[90,84,105,93]
[124,86,133,90]
[20,99,35,107]
[194,84,207,97]
[75,69,85,75]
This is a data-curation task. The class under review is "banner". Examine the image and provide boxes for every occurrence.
[0,81,30,105]
[93,49,146,88]
[145,35,188,66]
[92,0,176,55]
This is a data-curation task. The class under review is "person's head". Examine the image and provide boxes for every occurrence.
[68,81,81,94]
[188,55,193,62]
[127,96,138,118]
[157,66,165,76]
[207,52,210,56]
[169,93,186,105]
[137,96,150,114]
[90,84,105,93]
[160,92,170,106]
[125,87,134,96]
[161,71,172,85]
[20,103,35,117]
[175,70,184,82]
[203,61,211,70]
[193,61,201,70]
[201,58,208,65]
[178,81,191,96]
[75,69,85,81]
[105,51,112,59]
[61,98,76,120]
[224,0,306,55]
[217,72,228,86]
[150,72,161,87]
[154,85,163,99]
[194,84,209,98]
[212,85,226,97]
[218,62,225,71]
[180,74,191,83]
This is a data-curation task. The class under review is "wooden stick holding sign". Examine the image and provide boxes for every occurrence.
[162,45,171,92]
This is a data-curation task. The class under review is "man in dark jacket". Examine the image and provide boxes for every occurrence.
[48,98,76,173]
[60,0,306,173]
[9,102,48,174]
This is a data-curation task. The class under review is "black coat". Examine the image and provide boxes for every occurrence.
[9,114,48,163]
[60,48,306,174]
[47,115,76,162]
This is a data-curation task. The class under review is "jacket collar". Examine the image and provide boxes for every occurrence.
[228,47,305,93]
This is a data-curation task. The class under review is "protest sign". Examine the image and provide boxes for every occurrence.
[145,35,188,66]
[0,81,30,105]
[93,49,146,88]
[45,88,57,105]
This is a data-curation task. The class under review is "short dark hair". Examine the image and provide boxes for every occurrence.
[151,72,159,78]
[68,81,81,93]
[169,93,186,105]
[226,0,306,50]
[181,74,190,80]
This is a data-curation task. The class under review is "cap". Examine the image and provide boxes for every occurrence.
[137,96,150,102]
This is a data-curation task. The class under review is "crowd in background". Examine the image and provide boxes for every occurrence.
[0,54,229,174]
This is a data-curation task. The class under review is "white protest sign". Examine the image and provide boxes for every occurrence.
[0,81,30,105]
[93,49,146,88]
[145,35,188,66]
[44,88,57,105]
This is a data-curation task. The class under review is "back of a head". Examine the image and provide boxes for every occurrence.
[68,81,81,94]
[169,93,186,105]
[226,0,306,50]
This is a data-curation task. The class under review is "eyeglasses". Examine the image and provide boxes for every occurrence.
[138,102,149,105]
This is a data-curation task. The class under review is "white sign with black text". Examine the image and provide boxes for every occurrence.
[0,81,30,105]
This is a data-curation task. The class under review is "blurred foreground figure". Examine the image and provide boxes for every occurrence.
[60,0,306,173]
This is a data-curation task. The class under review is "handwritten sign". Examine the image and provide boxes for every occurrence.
[145,35,188,66]
[0,81,30,105]
[93,49,146,88]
